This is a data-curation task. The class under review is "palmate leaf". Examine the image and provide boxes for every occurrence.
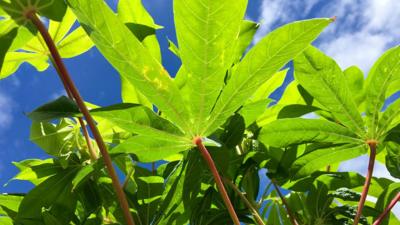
[375,182,400,225]
[10,158,62,185]
[259,118,363,148]
[0,7,93,79]
[365,46,400,138]
[67,0,193,136]
[174,0,248,135]
[203,18,333,136]
[0,0,67,24]
[294,46,366,137]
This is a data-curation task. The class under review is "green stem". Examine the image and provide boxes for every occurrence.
[372,192,400,225]
[223,177,266,225]
[353,141,377,225]
[194,137,240,225]
[27,12,135,225]
[272,179,299,225]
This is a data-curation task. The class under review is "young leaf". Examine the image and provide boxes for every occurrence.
[365,46,400,138]
[110,135,194,162]
[259,118,363,148]
[203,18,333,136]
[174,0,248,135]
[67,0,193,135]
[294,46,365,136]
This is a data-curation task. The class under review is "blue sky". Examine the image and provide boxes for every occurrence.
[0,0,399,213]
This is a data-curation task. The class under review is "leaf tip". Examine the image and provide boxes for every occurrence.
[330,16,337,22]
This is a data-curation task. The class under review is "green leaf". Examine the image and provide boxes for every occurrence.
[67,0,193,136]
[111,135,193,162]
[365,46,400,138]
[232,20,259,62]
[249,69,288,102]
[294,46,365,136]
[48,8,76,43]
[375,183,400,225]
[204,18,332,135]
[259,118,363,148]
[291,144,367,179]
[277,104,320,119]
[0,194,23,218]
[10,158,62,185]
[72,164,95,190]
[90,103,189,142]
[57,27,93,58]
[239,99,272,127]
[16,169,78,224]
[0,26,17,72]
[28,96,79,121]
[120,76,152,108]
[174,0,248,135]
[135,175,164,224]
[220,114,245,148]
[385,142,400,178]
[1,52,49,78]
[344,65,364,105]
[30,119,80,157]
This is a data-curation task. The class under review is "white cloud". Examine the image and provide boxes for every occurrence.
[256,0,400,72]
[0,92,14,129]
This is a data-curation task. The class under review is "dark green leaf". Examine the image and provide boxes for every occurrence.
[27,96,79,121]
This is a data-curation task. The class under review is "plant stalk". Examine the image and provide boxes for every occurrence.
[272,179,299,225]
[194,137,240,225]
[373,192,400,225]
[49,57,98,161]
[27,12,135,225]
[353,142,377,225]
[223,177,266,225]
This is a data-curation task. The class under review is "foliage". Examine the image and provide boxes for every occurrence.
[0,0,399,224]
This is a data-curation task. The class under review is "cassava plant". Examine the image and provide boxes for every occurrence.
[259,45,400,224]
[0,0,399,224]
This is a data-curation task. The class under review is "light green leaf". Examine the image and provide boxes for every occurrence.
[111,135,193,162]
[344,65,364,105]
[90,103,189,142]
[0,194,23,217]
[10,159,62,185]
[120,76,152,108]
[239,99,272,127]
[30,119,80,157]
[67,0,193,135]
[48,8,76,43]
[291,144,367,179]
[294,46,365,136]
[174,0,248,134]
[72,164,95,190]
[204,18,332,136]
[232,20,259,63]
[259,118,363,148]
[365,46,400,138]
[57,27,93,58]
[1,52,49,78]
[117,0,161,30]
[378,98,400,136]
[249,69,288,103]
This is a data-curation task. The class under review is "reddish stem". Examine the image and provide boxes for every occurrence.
[194,137,240,225]
[373,192,400,225]
[271,179,299,225]
[27,13,135,225]
[353,142,377,225]
[50,57,98,161]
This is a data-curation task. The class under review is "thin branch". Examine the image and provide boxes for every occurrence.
[194,137,240,225]
[27,12,135,225]
[271,179,299,225]
[373,192,400,225]
[353,141,377,225]
[223,177,266,225]
[50,57,98,161]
